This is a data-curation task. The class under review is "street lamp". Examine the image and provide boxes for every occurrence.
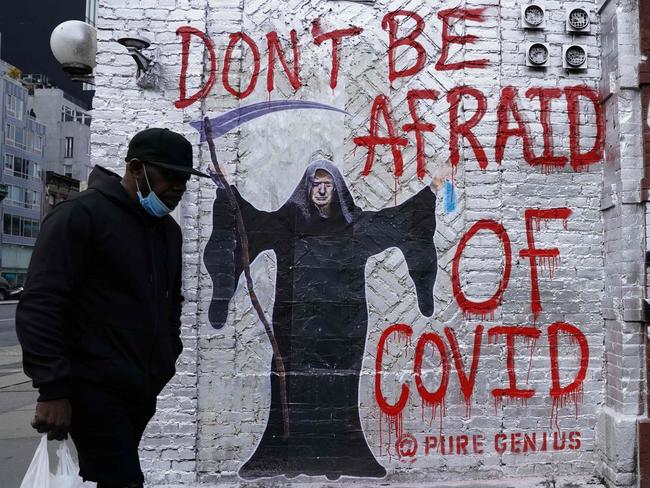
[50,20,97,84]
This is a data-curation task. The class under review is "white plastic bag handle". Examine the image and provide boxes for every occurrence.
[55,441,77,476]
[52,440,81,488]
[19,435,51,488]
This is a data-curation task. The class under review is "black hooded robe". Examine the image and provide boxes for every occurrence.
[204,160,437,480]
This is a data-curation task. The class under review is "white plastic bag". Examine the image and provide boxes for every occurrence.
[19,435,97,488]
[19,435,50,488]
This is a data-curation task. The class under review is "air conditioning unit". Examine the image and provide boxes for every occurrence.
[526,42,550,67]
[566,5,592,33]
[521,3,546,29]
[563,44,588,70]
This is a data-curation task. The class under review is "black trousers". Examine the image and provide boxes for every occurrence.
[68,382,156,486]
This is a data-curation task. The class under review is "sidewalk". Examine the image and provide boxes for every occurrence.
[156,477,604,488]
[0,344,64,487]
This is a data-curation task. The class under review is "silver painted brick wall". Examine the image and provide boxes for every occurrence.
[91,0,645,485]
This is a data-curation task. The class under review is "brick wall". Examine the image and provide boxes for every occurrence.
[92,0,645,485]
[597,0,645,486]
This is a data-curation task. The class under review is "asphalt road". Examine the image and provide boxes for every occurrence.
[0,302,18,348]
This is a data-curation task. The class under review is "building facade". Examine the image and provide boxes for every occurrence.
[0,61,45,285]
[26,82,92,183]
[93,0,647,486]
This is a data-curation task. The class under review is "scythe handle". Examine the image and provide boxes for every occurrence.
[203,117,290,440]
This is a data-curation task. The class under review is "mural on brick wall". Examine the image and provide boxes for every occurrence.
[170,0,605,481]
[203,159,436,478]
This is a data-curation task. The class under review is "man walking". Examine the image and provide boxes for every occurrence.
[16,128,207,488]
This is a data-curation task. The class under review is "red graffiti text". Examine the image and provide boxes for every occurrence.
[452,208,572,320]
[374,322,589,447]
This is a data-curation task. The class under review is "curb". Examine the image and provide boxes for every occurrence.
[0,371,30,389]
[0,301,18,305]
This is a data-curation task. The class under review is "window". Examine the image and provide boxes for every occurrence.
[3,214,19,235]
[16,98,24,121]
[34,135,43,154]
[65,137,74,158]
[4,155,39,180]
[4,154,14,175]
[61,105,91,126]
[4,154,29,179]
[5,124,15,146]
[7,95,24,121]
[6,124,25,149]
[64,165,73,178]
[5,185,23,207]
[61,105,74,122]
[5,185,40,209]
[6,94,16,117]
[24,189,39,208]
[24,217,40,238]
[3,214,40,238]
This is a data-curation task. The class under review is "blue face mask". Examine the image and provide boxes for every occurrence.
[136,164,173,218]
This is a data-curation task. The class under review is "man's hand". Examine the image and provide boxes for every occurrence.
[430,166,452,193]
[31,399,72,440]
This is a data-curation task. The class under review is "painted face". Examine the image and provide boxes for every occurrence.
[310,170,335,212]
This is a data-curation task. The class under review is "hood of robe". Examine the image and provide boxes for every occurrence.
[285,160,356,226]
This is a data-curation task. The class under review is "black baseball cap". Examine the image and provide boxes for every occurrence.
[126,128,209,178]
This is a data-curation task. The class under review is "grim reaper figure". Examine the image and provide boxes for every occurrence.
[204,160,437,480]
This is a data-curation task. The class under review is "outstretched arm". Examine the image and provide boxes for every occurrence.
[359,186,437,317]
[203,187,278,329]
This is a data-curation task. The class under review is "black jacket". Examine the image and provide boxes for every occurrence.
[16,166,184,401]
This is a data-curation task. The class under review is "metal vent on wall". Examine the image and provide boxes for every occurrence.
[566,5,592,33]
[563,44,588,69]
[521,3,546,29]
[526,42,550,67]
